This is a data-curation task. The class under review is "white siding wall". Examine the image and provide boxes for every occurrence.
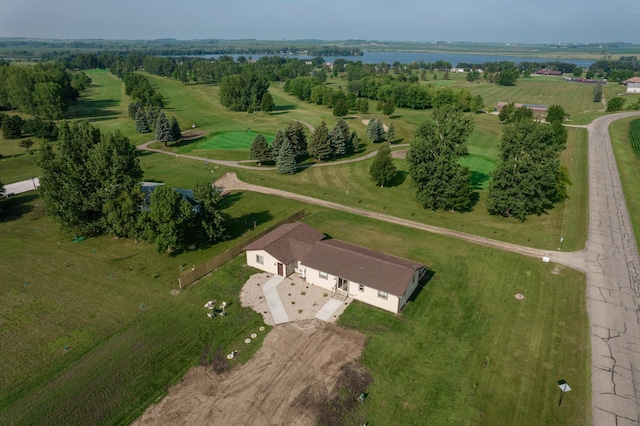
[301,264,401,313]
[627,85,640,94]
[246,250,281,275]
[398,270,421,311]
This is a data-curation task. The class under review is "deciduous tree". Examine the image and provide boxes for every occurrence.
[369,143,396,187]
[19,138,34,152]
[407,105,474,211]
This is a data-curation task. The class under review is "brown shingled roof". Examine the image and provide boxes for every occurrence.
[301,239,425,297]
[244,222,325,264]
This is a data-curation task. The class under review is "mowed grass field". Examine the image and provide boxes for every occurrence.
[0,68,599,424]
[0,190,591,425]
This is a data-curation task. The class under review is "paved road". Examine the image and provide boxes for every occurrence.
[3,177,39,195]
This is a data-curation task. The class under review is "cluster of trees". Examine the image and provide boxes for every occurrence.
[486,105,570,221]
[127,102,181,143]
[589,57,639,82]
[249,120,360,172]
[37,121,226,251]
[122,72,164,109]
[0,62,91,119]
[366,118,387,143]
[219,70,270,112]
[407,106,475,212]
[1,113,59,140]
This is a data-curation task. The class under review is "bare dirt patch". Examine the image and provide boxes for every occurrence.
[391,149,408,159]
[361,119,389,132]
[132,320,366,426]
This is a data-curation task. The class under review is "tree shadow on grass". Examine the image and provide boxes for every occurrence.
[172,136,205,149]
[218,192,243,209]
[386,170,408,188]
[70,99,120,120]
[0,193,36,223]
[226,210,274,240]
[470,171,490,190]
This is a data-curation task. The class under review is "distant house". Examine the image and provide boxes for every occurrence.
[624,77,640,94]
[245,223,427,314]
[536,68,563,76]
[496,101,548,119]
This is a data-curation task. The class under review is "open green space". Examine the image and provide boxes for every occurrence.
[199,131,274,150]
[0,65,603,424]
[610,117,640,246]
[0,188,590,425]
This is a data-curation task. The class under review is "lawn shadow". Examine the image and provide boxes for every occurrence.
[470,171,490,190]
[386,170,408,188]
[274,104,297,112]
[219,192,243,209]
[0,193,37,223]
[226,210,274,239]
[407,269,435,304]
[71,99,120,119]
[389,138,405,145]
[172,137,204,149]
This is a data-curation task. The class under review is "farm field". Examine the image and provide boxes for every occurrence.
[0,65,610,424]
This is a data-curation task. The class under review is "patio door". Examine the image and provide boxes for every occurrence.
[337,277,349,292]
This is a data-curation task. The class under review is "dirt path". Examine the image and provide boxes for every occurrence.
[133,321,366,426]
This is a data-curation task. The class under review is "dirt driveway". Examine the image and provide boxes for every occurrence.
[133,320,366,425]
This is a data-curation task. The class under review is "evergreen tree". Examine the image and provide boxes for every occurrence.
[382,98,395,116]
[249,133,272,165]
[387,121,396,141]
[309,120,332,161]
[146,108,159,131]
[329,118,350,157]
[285,121,307,157]
[271,129,286,159]
[369,143,397,187]
[192,181,228,243]
[169,116,182,141]
[155,111,172,147]
[346,131,360,155]
[593,84,603,103]
[407,105,474,211]
[260,92,275,114]
[276,139,297,174]
[134,108,150,133]
[2,115,22,139]
[332,98,349,117]
[367,118,386,143]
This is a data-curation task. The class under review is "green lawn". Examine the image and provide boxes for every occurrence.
[610,117,640,247]
[307,209,590,425]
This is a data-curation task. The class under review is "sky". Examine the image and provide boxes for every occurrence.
[0,0,638,44]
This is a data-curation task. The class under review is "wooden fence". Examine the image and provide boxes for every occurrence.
[178,209,305,288]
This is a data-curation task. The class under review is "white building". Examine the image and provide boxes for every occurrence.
[245,223,427,314]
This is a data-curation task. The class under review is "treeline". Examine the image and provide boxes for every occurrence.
[284,74,485,113]
[0,61,91,119]
[37,120,226,252]
[1,113,59,141]
[123,72,164,109]
[589,57,639,82]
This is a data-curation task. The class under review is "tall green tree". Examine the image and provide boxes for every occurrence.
[2,115,22,139]
[387,121,396,141]
[329,118,351,157]
[19,138,34,152]
[546,105,567,125]
[276,139,297,174]
[486,120,563,221]
[169,116,182,142]
[369,143,397,187]
[134,108,151,133]
[470,95,485,114]
[37,121,143,236]
[141,185,195,253]
[407,105,474,211]
[260,92,275,114]
[366,118,386,143]
[382,98,395,116]
[155,111,172,147]
[249,133,272,165]
[308,120,332,161]
[285,121,307,157]
[192,181,228,243]
[332,98,349,117]
[271,129,286,159]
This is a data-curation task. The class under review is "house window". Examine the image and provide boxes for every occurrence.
[319,271,328,279]
[256,254,264,265]
[358,284,364,292]
[377,290,388,300]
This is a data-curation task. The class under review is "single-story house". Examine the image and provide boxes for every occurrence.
[245,223,427,314]
[536,68,563,76]
[624,77,640,94]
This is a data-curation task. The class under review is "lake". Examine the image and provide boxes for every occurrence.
[202,50,594,67]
